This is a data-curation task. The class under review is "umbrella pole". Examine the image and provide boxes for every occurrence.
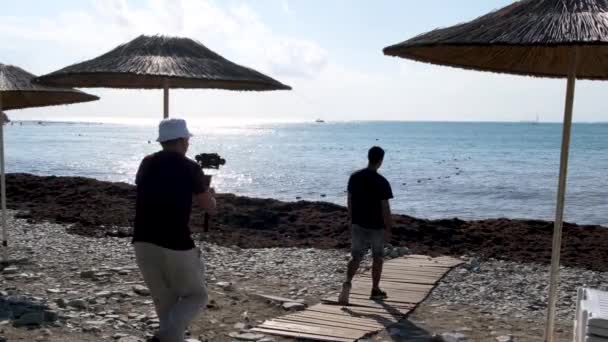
[544,48,579,342]
[163,80,169,119]
[0,95,6,262]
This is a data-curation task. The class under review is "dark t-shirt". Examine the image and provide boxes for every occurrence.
[133,151,207,250]
[348,168,393,230]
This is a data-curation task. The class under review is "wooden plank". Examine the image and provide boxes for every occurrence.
[370,272,442,279]
[401,254,462,261]
[260,321,364,339]
[390,259,462,268]
[289,312,388,328]
[380,267,452,275]
[323,291,426,304]
[351,281,434,291]
[348,290,429,300]
[358,272,443,283]
[306,304,406,318]
[252,327,353,342]
[388,259,456,266]
[358,276,437,285]
[375,272,442,280]
[381,265,449,274]
[380,268,447,276]
[349,288,431,298]
[274,317,377,331]
[256,255,462,341]
[284,315,385,330]
[348,292,426,303]
[321,298,413,312]
[382,266,447,273]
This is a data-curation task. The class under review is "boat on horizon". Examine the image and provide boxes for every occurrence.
[315,119,325,123]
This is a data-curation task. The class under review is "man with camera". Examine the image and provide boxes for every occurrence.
[133,118,216,342]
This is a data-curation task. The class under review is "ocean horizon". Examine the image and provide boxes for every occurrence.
[6,120,608,226]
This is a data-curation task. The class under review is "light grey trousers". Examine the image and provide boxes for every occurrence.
[134,242,208,342]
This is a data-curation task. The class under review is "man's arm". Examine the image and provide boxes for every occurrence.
[347,193,352,223]
[381,200,392,231]
[195,189,217,215]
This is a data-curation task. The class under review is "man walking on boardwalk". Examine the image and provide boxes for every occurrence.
[338,146,393,305]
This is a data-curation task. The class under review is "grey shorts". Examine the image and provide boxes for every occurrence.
[351,224,384,259]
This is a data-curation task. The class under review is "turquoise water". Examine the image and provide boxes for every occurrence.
[6,121,608,225]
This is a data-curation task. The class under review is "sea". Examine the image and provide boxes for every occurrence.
[6,120,608,225]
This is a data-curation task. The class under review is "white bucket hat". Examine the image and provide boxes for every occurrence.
[156,118,193,143]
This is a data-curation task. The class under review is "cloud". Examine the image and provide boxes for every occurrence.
[0,0,327,79]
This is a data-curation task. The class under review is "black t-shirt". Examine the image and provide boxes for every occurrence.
[133,151,207,250]
[348,168,393,230]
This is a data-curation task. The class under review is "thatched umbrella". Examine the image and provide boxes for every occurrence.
[0,63,98,260]
[384,1,608,340]
[35,35,291,118]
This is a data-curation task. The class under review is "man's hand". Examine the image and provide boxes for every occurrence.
[195,189,217,215]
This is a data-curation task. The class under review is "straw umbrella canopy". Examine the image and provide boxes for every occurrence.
[35,35,291,118]
[0,63,99,260]
[384,1,608,341]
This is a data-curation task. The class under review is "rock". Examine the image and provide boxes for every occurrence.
[132,285,150,296]
[456,327,473,332]
[117,336,142,342]
[397,246,410,256]
[2,266,18,274]
[43,310,58,322]
[233,332,266,341]
[46,288,61,294]
[440,332,467,342]
[466,258,481,272]
[216,281,234,291]
[254,294,303,304]
[14,311,44,326]
[95,290,111,298]
[55,298,67,308]
[496,336,513,342]
[67,299,87,310]
[80,270,95,279]
[282,302,306,311]
[206,300,218,309]
[234,322,248,330]
[82,324,102,333]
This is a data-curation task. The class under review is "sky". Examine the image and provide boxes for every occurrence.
[1,0,607,123]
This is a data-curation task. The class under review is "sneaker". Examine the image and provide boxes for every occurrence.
[370,288,388,300]
[338,281,352,305]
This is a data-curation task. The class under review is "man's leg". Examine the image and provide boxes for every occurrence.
[162,248,208,342]
[338,225,366,305]
[134,243,177,338]
[371,256,383,290]
[370,229,387,299]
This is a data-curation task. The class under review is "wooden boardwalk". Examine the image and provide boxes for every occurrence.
[252,255,463,341]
